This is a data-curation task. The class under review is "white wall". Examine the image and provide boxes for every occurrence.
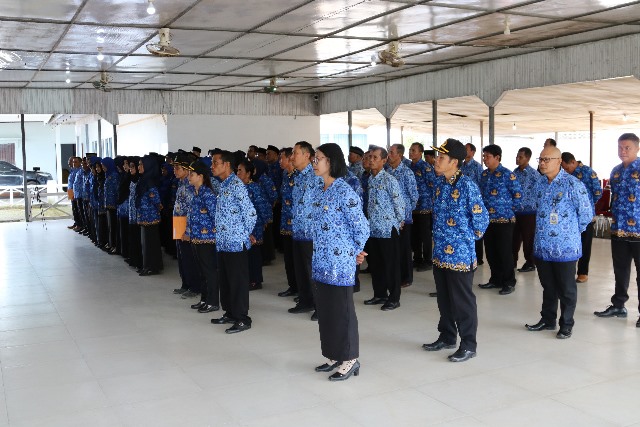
[166,115,320,153]
[116,114,168,156]
[0,122,58,180]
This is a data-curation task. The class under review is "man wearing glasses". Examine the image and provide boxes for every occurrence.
[525,146,592,339]
[478,145,523,295]
[594,133,640,328]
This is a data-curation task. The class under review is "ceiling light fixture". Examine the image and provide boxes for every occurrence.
[96,47,104,61]
[96,28,105,43]
[147,0,156,15]
[65,78,70,84]
[370,54,377,66]
[512,122,517,130]
[504,16,511,35]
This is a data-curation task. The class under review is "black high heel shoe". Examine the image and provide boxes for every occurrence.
[328,360,360,381]
[315,361,340,372]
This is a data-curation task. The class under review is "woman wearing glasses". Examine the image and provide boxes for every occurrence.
[311,143,370,381]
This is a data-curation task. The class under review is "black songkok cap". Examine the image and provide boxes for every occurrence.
[349,146,364,157]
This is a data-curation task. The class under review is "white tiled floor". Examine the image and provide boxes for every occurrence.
[0,220,639,426]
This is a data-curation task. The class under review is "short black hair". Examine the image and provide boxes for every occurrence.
[482,144,502,160]
[219,150,236,170]
[619,133,640,145]
[316,143,348,179]
[466,143,476,153]
[295,140,315,157]
[281,147,293,157]
[424,150,435,157]
[237,158,256,178]
[391,144,405,155]
[518,147,532,158]
[411,142,424,153]
[371,146,388,159]
[561,152,576,163]
[545,138,557,146]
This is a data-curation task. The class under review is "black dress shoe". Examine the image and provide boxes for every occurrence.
[381,301,400,311]
[139,269,159,276]
[637,317,640,328]
[288,304,314,314]
[422,339,456,351]
[191,301,205,310]
[517,264,536,273]
[315,361,340,372]
[329,360,360,381]
[310,311,318,321]
[225,321,251,334]
[448,348,476,362]
[556,327,572,339]
[181,290,199,299]
[249,282,263,291]
[594,305,627,318]
[294,296,300,303]
[478,282,499,289]
[401,282,412,288]
[525,320,556,331]
[211,315,235,324]
[428,292,438,297]
[499,285,515,295]
[277,288,297,297]
[198,304,219,313]
[364,297,386,305]
[173,288,187,295]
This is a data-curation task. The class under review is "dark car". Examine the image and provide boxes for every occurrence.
[0,160,53,186]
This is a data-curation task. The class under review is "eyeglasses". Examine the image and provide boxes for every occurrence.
[312,156,327,165]
[537,157,560,164]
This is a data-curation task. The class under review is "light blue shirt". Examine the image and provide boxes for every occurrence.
[215,173,256,252]
[367,169,405,238]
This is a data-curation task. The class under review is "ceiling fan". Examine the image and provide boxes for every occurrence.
[146,28,181,57]
[92,71,113,92]
[378,42,405,68]
[263,77,281,94]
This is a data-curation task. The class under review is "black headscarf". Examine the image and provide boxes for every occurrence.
[135,155,161,208]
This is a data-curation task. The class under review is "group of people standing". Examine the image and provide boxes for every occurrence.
[65,131,640,381]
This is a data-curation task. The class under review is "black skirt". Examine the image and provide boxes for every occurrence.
[316,281,359,362]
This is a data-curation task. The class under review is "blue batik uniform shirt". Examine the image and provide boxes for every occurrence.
[480,164,523,223]
[292,163,322,241]
[572,164,602,212]
[388,162,418,223]
[246,181,272,244]
[185,185,217,244]
[267,161,283,198]
[348,161,365,180]
[432,171,489,272]
[345,170,364,205]
[72,168,85,199]
[280,169,297,235]
[514,164,540,215]
[410,159,436,213]
[136,187,161,225]
[173,177,194,217]
[461,158,483,188]
[610,158,640,241]
[311,178,370,286]
[534,169,593,261]
[367,169,405,238]
[215,173,256,252]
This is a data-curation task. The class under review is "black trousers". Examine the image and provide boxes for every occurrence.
[399,224,413,285]
[160,210,176,256]
[71,198,83,227]
[118,216,129,258]
[76,198,86,228]
[262,222,276,263]
[512,214,536,267]
[475,238,484,263]
[218,249,251,324]
[433,267,477,352]
[128,223,143,269]
[248,243,263,284]
[367,228,401,303]
[292,240,315,308]
[192,243,218,306]
[177,240,202,292]
[96,212,108,247]
[281,234,297,291]
[611,239,640,312]
[577,222,594,275]
[141,224,163,272]
[83,202,94,240]
[316,282,359,361]
[411,212,432,265]
[106,208,118,250]
[535,258,577,328]
[484,222,516,287]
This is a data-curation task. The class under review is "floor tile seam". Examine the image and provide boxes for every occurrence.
[545,394,629,425]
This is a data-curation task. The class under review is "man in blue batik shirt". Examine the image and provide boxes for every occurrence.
[348,146,365,180]
[365,146,405,311]
[478,144,523,296]
[423,139,488,362]
[595,133,640,327]
[525,146,592,339]
[462,143,485,264]
[561,151,602,283]
[409,142,436,273]
[387,144,418,289]
[513,147,540,273]
[210,150,257,334]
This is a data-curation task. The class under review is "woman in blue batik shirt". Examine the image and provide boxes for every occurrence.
[311,143,370,382]
[135,155,163,276]
[95,159,108,249]
[184,160,220,314]
[101,157,120,254]
[127,157,143,270]
[115,157,131,258]
[237,159,273,291]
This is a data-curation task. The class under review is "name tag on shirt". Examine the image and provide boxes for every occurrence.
[550,212,558,225]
